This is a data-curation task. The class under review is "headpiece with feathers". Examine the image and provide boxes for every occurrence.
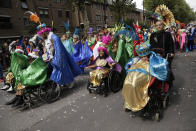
[155,4,175,27]
[24,11,40,24]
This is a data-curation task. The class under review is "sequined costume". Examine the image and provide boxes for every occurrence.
[89,58,111,87]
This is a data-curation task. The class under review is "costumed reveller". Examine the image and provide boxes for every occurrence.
[72,28,93,72]
[92,30,109,59]
[62,21,73,55]
[150,20,174,86]
[85,46,122,93]
[122,41,169,112]
[150,20,174,59]
[87,27,96,50]
[61,34,73,56]
[187,25,196,51]
[5,11,82,107]
[38,25,82,85]
[115,33,133,81]
[1,42,28,92]
[179,29,187,52]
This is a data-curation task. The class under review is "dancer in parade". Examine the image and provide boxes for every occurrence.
[72,28,93,72]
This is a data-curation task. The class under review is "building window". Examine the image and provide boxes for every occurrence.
[111,15,113,20]
[0,16,12,29]
[23,17,30,26]
[0,0,11,8]
[66,11,70,18]
[96,15,101,21]
[96,4,100,10]
[39,8,49,18]
[54,0,61,3]
[96,26,102,31]
[58,10,62,17]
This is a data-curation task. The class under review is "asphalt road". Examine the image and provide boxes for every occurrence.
[0,52,196,131]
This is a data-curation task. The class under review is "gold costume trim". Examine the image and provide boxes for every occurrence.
[122,59,152,112]
[89,68,110,87]
[6,72,14,84]
[17,83,25,90]
[96,58,107,67]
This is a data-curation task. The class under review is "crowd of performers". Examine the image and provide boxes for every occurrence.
[0,5,196,119]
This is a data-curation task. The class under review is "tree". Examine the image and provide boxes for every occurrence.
[144,0,196,23]
[109,0,136,23]
[68,0,104,36]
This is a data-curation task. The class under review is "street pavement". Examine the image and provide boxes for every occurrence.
[0,52,196,131]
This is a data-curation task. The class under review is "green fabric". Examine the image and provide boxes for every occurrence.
[69,37,73,54]
[87,37,95,47]
[10,53,29,78]
[16,58,48,87]
[108,41,116,60]
[108,41,113,52]
[115,37,134,80]
[125,37,134,58]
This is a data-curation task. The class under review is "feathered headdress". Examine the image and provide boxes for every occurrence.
[155,4,175,27]
[25,11,52,36]
[73,28,80,38]
[63,21,70,31]
[24,11,40,24]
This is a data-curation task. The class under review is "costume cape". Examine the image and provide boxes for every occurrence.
[50,34,82,85]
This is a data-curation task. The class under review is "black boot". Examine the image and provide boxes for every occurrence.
[5,96,18,105]
[12,96,24,108]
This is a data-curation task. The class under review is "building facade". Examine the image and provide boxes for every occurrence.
[0,0,75,39]
[0,0,147,40]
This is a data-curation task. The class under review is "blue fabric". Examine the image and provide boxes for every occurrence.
[127,68,150,75]
[0,63,3,79]
[186,47,189,53]
[125,57,140,73]
[188,28,196,40]
[72,41,93,71]
[26,45,31,54]
[50,34,82,85]
[63,21,69,31]
[74,28,80,35]
[125,52,169,81]
[149,52,168,81]
[63,40,73,56]
[17,37,24,46]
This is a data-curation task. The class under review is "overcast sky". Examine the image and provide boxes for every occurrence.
[133,0,196,11]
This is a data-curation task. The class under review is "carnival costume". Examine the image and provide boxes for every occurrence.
[179,29,187,51]
[87,45,122,96]
[87,27,96,50]
[89,46,121,87]
[122,41,169,112]
[63,21,73,55]
[72,28,93,72]
[93,34,111,59]
[115,34,133,80]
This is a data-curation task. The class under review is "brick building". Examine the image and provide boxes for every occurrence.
[0,0,148,41]
[0,0,74,40]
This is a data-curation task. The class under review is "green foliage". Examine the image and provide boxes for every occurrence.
[144,0,196,23]
[138,21,150,29]
[109,0,136,23]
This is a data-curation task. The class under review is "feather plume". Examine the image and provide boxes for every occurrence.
[24,11,40,23]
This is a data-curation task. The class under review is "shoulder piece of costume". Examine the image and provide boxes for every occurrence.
[125,57,140,73]
[149,52,168,81]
